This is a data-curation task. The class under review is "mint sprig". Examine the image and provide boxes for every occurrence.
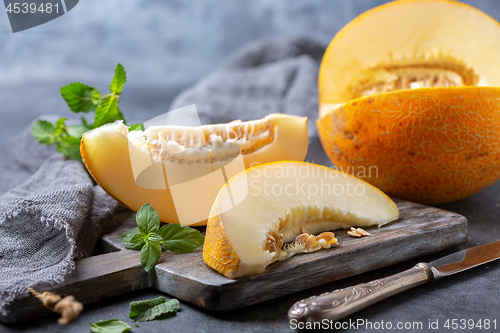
[120,203,204,272]
[31,63,142,161]
[129,297,180,322]
[89,319,131,333]
[61,82,100,113]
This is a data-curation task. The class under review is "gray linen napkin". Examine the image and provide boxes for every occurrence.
[0,36,326,318]
[0,124,124,317]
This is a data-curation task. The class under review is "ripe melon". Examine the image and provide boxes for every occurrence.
[203,161,399,278]
[318,0,500,204]
[80,114,308,225]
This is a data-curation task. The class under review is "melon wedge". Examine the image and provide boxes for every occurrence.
[203,161,399,278]
[81,114,308,225]
[317,0,500,204]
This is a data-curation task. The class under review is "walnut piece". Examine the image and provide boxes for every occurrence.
[29,288,83,325]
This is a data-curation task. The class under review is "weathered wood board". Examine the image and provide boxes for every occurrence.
[1,198,467,323]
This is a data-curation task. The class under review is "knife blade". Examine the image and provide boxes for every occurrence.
[288,240,500,323]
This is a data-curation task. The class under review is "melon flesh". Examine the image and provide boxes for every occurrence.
[319,0,500,117]
[203,161,399,278]
[80,114,308,225]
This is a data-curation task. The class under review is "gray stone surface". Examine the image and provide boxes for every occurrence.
[1,0,500,332]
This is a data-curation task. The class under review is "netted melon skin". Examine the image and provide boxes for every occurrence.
[318,87,500,204]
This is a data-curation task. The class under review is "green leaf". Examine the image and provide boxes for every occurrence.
[92,88,101,102]
[121,228,144,250]
[31,120,56,145]
[147,232,163,243]
[129,123,144,131]
[129,297,179,322]
[139,241,162,272]
[54,118,67,136]
[110,63,126,94]
[90,319,131,333]
[56,135,82,161]
[116,107,125,122]
[67,124,91,138]
[136,203,161,234]
[61,82,99,113]
[115,107,125,125]
[159,224,204,253]
[130,232,147,245]
[93,95,120,128]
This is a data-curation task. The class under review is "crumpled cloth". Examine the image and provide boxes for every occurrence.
[0,124,124,317]
[0,36,326,318]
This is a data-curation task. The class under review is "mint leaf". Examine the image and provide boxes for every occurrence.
[61,82,99,113]
[54,117,67,136]
[67,124,91,138]
[93,95,120,128]
[116,108,125,122]
[140,241,162,272]
[110,63,126,94]
[129,297,180,322]
[129,123,144,131]
[124,204,202,272]
[32,64,130,162]
[159,224,204,253]
[121,228,143,250]
[136,203,161,234]
[130,232,147,245]
[31,120,56,145]
[90,319,131,333]
[56,135,82,161]
[147,233,163,243]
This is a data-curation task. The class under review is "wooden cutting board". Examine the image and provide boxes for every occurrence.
[1,198,467,323]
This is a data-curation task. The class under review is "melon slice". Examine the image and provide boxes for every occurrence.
[81,114,308,225]
[203,161,399,278]
[319,0,500,116]
[317,0,500,204]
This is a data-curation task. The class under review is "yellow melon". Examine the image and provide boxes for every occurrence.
[203,161,399,278]
[81,114,308,225]
[318,0,500,204]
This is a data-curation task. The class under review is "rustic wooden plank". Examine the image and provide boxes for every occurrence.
[0,250,152,323]
[0,198,467,322]
[153,198,467,310]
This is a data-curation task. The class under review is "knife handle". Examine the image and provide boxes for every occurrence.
[288,263,434,322]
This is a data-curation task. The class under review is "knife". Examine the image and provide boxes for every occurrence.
[288,239,500,322]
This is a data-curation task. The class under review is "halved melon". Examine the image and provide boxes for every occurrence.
[318,0,500,204]
[81,114,308,225]
[203,161,399,278]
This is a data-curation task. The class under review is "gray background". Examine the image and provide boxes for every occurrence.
[1,0,500,332]
[1,0,500,142]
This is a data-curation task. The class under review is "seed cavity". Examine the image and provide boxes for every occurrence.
[348,56,479,99]
[128,120,275,164]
